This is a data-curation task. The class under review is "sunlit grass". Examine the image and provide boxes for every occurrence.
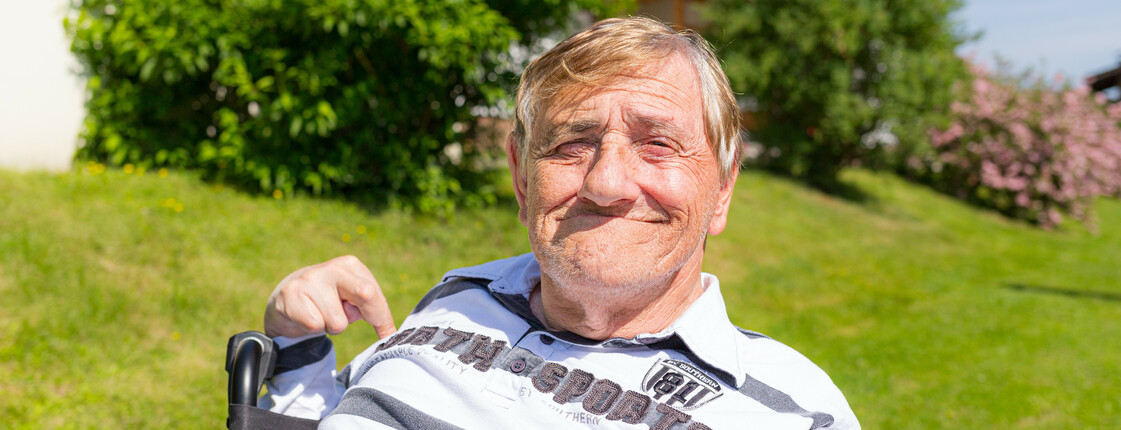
[710,169,1120,429]
[0,166,1117,428]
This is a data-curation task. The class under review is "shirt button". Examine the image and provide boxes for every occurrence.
[509,359,527,373]
[540,335,554,345]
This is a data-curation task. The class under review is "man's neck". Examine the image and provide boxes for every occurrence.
[530,254,706,340]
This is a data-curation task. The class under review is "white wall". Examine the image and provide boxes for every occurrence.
[0,0,86,171]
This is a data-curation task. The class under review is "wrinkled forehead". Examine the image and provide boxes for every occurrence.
[532,55,705,145]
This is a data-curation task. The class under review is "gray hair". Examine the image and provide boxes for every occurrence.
[511,16,741,183]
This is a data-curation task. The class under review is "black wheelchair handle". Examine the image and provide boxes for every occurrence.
[225,331,278,407]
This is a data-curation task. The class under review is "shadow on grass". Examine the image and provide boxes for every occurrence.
[1005,283,1121,302]
[816,176,877,205]
[192,166,520,219]
[748,166,879,206]
[891,170,1082,232]
[347,185,521,219]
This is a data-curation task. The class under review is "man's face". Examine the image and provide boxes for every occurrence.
[508,53,736,298]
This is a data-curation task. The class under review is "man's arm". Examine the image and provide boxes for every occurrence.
[260,255,397,419]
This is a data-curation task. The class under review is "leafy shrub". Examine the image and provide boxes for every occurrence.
[922,63,1121,228]
[703,0,966,190]
[65,0,629,213]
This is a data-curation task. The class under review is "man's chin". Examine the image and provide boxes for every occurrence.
[541,252,668,291]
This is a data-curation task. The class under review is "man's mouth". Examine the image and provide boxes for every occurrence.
[559,204,670,223]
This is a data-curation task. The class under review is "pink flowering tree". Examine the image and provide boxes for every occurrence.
[922,63,1121,229]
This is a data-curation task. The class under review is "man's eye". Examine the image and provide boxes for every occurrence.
[642,139,676,155]
[554,141,592,156]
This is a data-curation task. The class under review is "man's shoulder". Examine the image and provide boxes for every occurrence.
[732,327,842,391]
[438,253,539,294]
[401,253,539,315]
[410,276,492,314]
[402,264,535,337]
[731,328,860,429]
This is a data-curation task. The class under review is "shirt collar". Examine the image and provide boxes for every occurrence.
[441,253,746,387]
[441,253,540,295]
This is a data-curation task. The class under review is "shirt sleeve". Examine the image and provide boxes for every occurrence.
[828,406,862,430]
[259,334,345,420]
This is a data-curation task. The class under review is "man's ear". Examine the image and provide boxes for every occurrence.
[505,133,530,227]
[707,167,738,236]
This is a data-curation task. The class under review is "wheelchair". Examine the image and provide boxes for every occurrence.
[225,331,319,430]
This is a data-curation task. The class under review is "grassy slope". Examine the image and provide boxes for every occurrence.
[0,167,1117,428]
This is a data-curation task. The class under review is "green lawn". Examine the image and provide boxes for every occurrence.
[1,165,1117,428]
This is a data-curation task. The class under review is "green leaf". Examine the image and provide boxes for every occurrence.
[139,58,158,81]
[256,76,275,91]
[289,117,303,138]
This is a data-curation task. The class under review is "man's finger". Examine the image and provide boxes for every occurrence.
[335,272,397,339]
[302,283,351,335]
[342,301,363,324]
[270,285,328,336]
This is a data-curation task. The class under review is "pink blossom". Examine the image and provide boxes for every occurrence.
[926,60,1121,229]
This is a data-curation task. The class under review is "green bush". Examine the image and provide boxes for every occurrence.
[66,0,630,213]
[703,0,967,190]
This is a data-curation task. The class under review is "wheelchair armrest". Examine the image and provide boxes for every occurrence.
[225,332,320,430]
[225,331,278,407]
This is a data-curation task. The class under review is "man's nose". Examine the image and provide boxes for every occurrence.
[578,142,640,207]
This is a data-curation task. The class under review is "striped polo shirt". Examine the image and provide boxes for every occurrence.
[264,254,859,429]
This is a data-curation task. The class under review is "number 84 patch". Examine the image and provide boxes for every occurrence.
[640,359,724,411]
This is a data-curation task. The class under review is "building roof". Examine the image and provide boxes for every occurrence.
[1087,64,1121,92]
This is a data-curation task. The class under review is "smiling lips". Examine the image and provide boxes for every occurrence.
[559,202,670,223]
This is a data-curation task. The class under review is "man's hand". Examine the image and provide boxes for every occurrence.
[264,255,397,340]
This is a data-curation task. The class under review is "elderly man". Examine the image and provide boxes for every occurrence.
[261,17,859,429]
